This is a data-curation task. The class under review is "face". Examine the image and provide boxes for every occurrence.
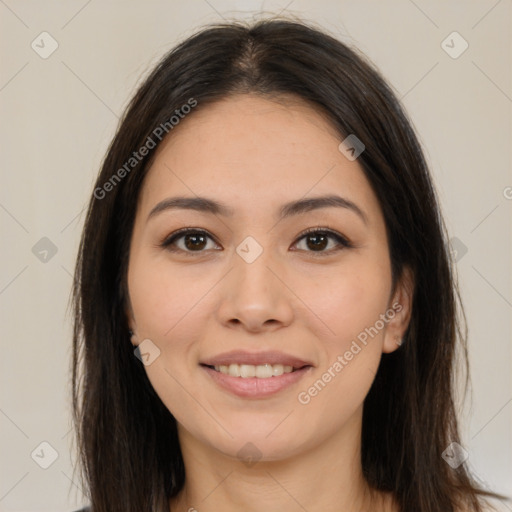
[126,94,412,462]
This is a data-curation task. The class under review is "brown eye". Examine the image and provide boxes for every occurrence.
[161,229,220,254]
[304,232,329,251]
[161,227,351,257]
[182,233,207,251]
[293,228,352,255]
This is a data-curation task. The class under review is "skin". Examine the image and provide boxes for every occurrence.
[126,93,414,512]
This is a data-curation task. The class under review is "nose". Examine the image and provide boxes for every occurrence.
[215,245,294,333]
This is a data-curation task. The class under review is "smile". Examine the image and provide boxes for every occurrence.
[208,363,299,378]
[200,363,313,398]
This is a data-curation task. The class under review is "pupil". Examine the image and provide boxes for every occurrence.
[307,233,327,251]
[185,234,206,250]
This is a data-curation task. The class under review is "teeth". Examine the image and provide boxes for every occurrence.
[213,363,296,378]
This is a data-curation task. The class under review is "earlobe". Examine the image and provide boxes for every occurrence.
[382,266,414,354]
[125,297,139,347]
[128,328,139,347]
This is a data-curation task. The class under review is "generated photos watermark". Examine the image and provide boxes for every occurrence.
[94,97,197,200]
[297,301,403,405]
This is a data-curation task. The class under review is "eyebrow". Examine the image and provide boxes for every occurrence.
[147,194,368,224]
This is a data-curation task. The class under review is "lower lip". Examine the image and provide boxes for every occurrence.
[201,365,313,398]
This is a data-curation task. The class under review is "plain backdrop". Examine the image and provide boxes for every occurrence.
[0,1,511,511]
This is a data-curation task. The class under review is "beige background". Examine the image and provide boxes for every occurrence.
[0,1,511,511]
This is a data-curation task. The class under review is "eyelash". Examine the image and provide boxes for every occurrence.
[159,226,353,257]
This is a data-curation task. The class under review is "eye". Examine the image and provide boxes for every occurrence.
[160,226,352,256]
[292,227,352,255]
[160,228,220,255]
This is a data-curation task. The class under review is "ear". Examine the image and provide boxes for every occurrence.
[128,327,139,347]
[125,297,139,347]
[382,266,414,354]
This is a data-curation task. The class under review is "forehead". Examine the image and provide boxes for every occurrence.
[154,93,341,165]
[137,94,382,225]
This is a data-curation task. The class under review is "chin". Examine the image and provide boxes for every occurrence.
[200,418,314,461]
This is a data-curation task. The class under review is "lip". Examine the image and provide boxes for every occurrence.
[200,350,314,368]
[201,364,313,398]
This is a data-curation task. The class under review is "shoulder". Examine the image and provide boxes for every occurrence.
[72,507,90,512]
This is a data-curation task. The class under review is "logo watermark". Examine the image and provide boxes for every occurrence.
[442,442,469,468]
[94,97,197,200]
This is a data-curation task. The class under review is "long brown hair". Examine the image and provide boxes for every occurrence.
[71,17,508,512]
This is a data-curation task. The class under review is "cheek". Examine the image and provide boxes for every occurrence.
[294,259,391,415]
[295,271,389,431]
[303,262,391,347]
[127,256,206,421]
[127,253,210,338]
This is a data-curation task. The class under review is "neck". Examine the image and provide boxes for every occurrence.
[169,406,395,512]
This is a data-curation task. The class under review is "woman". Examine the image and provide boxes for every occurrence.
[71,18,507,512]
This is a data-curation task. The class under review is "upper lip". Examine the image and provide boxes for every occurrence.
[200,350,314,369]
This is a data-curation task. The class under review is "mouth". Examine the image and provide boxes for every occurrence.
[199,350,314,398]
[200,362,313,399]
[201,363,310,378]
